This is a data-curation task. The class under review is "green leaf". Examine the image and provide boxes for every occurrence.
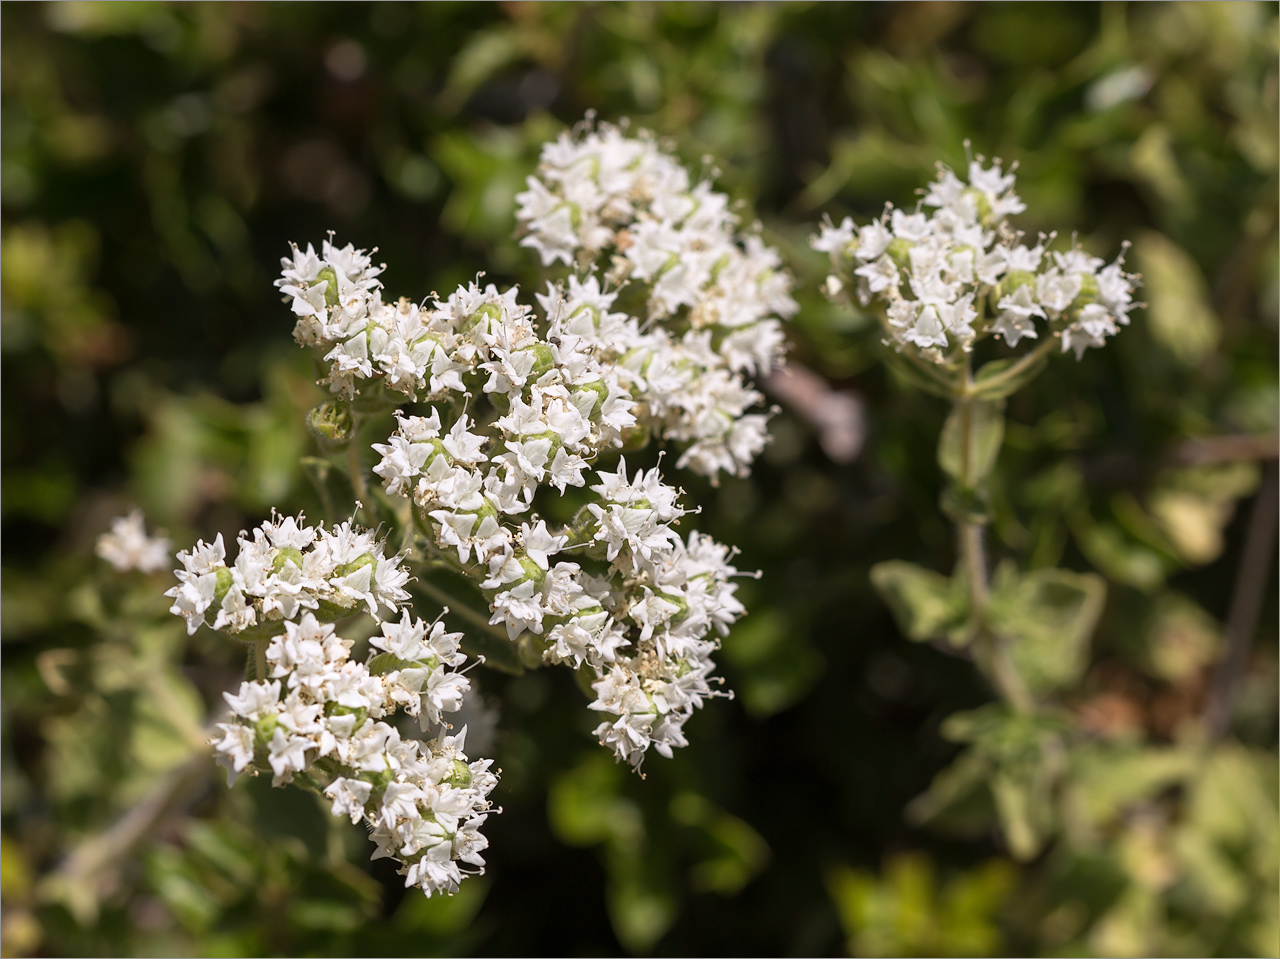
[1071,513,1172,592]
[1068,744,1196,830]
[972,353,1048,400]
[130,667,206,777]
[439,26,525,112]
[670,793,770,895]
[906,748,997,834]
[988,567,1106,694]
[938,398,1005,487]
[547,755,641,850]
[1135,230,1220,366]
[720,609,822,717]
[366,653,411,675]
[942,704,1070,761]
[606,858,678,955]
[934,706,1068,858]
[991,772,1046,861]
[870,560,969,645]
[1140,592,1222,683]
[940,483,992,525]
[827,854,1014,958]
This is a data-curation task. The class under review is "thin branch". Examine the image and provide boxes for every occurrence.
[762,363,866,463]
[1204,460,1278,739]
[1166,433,1280,467]
[346,416,371,523]
[414,576,508,642]
[960,336,1055,397]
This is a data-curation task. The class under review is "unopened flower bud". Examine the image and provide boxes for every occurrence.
[463,301,503,333]
[1069,272,1100,312]
[887,237,914,269]
[573,380,609,416]
[315,266,340,308]
[308,400,355,445]
[272,547,304,573]
[334,552,377,580]
[442,759,472,788]
[517,632,550,669]
[518,342,556,382]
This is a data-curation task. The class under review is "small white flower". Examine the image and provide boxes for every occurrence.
[96,510,172,573]
[325,777,374,824]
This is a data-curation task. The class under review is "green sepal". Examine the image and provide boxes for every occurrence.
[463,301,502,333]
[271,547,304,574]
[518,342,556,382]
[334,552,376,580]
[573,379,610,416]
[202,567,236,629]
[324,702,368,727]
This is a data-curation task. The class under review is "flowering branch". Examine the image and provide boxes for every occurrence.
[816,153,1139,859]
[162,118,795,899]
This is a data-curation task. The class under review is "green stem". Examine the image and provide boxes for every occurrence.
[347,416,371,522]
[961,337,1055,397]
[953,357,1035,715]
[961,520,988,611]
[255,641,268,685]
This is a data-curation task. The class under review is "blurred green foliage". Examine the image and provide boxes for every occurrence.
[2,2,1276,956]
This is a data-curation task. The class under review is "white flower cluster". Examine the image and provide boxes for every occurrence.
[812,159,1139,361]
[165,513,411,636]
[210,611,497,897]
[372,360,748,767]
[515,120,797,478]
[96,509,172,574]
[169,120,791,903]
